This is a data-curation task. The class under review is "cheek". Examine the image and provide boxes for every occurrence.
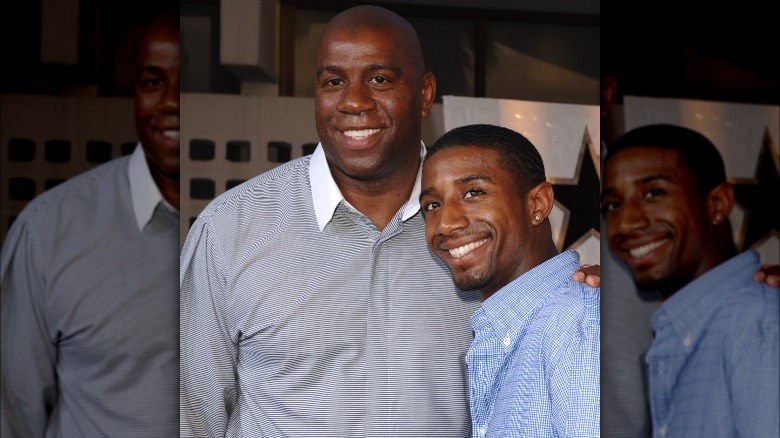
[424,222,436,245]
[134,95,156,119]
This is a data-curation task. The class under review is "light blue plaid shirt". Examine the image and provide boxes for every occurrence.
[647,250,779,438]
[467,250,600,437]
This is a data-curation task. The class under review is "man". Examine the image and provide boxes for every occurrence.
[180,5,598,437]
[420,123,600,437]
[0,10,180,437]
[601,124,779,437]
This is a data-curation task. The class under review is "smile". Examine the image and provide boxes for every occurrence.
[162,130,180,140]
[343,128,380,139]
[448,238,488,258]
[628,238,669,258]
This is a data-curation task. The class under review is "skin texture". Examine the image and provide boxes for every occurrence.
[312,6,599,285]
[133,14,180,210]
[314,6,435,230]
[421,146,558,300]
[601,145,735,298]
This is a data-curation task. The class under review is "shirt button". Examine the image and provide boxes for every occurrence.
[502,337,511,346]
[479,426,487,437]
[659,425,668,437]
[682,336,692,347]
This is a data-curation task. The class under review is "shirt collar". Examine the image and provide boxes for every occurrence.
[473,250,581,339]
[652,250,760,340]
[309,142,426,231]
[128,143,166,231]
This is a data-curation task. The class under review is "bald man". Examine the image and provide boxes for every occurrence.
[180,6,596,436]
[1,9,179,437]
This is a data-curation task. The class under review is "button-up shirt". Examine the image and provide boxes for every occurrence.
[647,250,779,438]
[180,144,481,437]
[467,250,600,437]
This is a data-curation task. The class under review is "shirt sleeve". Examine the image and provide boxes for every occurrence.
[549,287,601,438]
[0,219,58,438]
[180,215,239,437]
[728,289,779,438]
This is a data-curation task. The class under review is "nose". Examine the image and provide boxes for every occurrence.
[158,72,180,115]
[436,201,468,236]
[615,197,649,235]
[337,80,375,115]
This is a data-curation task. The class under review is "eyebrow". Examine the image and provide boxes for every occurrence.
[601,174,673,198]
[316,63,402,78]
[135,65,164,79]
[419,174,492,202]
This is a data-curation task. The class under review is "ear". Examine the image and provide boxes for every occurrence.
[527,181,554,225]
[707,182,735,225]
[420,71,436,119]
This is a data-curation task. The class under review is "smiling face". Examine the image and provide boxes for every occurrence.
[314,8,435,184]
[421,146,532,298]
[601,146,714,295]
[134,16,180,181]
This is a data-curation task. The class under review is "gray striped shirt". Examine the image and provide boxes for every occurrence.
[180,144,481,437]
[1,145,180,437]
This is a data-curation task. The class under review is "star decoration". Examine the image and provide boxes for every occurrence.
[732,129,780,251]
[551,134,602,250]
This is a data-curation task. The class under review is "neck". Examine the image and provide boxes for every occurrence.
[480,233,559,301]
[334,159,420,231]
[659,234,738,301]
[151,169,180,211]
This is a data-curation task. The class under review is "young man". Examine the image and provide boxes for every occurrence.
[420,123,600,437]
[180,5,598,437]
[601,124,779,437]
[0,9,179,437]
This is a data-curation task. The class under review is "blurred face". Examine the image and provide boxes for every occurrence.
[314,24,434,182]
[420,146,530,297]
[134,22,180,180]
[601,146,711,294]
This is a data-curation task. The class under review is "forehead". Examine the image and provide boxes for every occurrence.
[605,146,686,178]
[318,25,406,64]
[137,26,179,62]
[603,145,699,191]
[423,146,507,181]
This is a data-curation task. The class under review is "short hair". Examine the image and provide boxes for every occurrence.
[607,124,726,197]
[426,123,546,195]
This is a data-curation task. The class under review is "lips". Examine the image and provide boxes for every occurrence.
[445,238,488,259]
[342,128,379,139]
[621,236,671,261]
[161,129,179,140]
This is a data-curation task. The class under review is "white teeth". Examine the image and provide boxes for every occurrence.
[163,130,180,139]
[629,239,667,258]
[448,238,488,258]
[344,128,379,139]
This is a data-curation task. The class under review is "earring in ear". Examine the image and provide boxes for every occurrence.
[714,213,722,224]
[534,215,541,222]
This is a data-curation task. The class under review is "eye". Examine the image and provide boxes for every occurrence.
[369,76,387,84]
[464,189,484,199]
[644,187,666,199]
[138,76,164,90]
[325,78,344,87]
[600,200,620,214]
[422,201,440,213]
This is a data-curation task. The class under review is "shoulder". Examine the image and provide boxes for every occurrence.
[9,157,130,229]
[718,279,779,334]
[196,156,311,224]
[182,156,313,258]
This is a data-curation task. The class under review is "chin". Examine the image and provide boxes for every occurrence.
[453,273,491,292]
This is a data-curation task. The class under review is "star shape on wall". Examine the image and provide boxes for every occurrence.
[551,132,602,251]
[732,129,780,251]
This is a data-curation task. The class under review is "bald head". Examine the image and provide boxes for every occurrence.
[318,6,426,76]
[312,4,437,199]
